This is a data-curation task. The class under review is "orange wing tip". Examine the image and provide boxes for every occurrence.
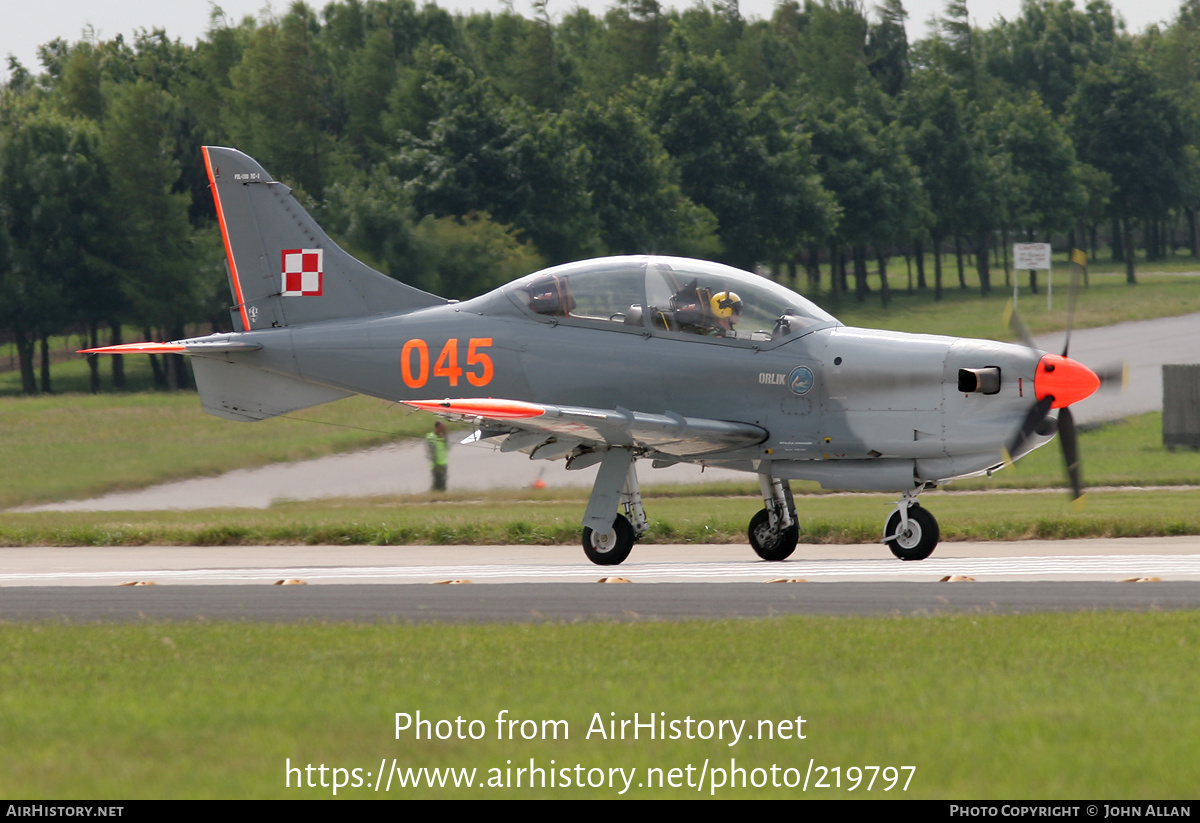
[403,398,546,419]
[78,343,186,355]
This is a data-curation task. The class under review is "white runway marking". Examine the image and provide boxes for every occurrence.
[4,554,1199,586]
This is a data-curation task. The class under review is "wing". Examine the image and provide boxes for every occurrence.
[402,398,766,466]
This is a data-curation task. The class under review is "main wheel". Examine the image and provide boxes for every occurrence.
[582,514,636,565]
[885,505,940,561]
[748,508,799,561]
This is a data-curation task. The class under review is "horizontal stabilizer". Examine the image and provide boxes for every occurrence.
[78,336,262,357]
[191,358,350,421]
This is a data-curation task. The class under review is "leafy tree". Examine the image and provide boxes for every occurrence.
[643,41,833,270]
[900,75,984,297]
[101,79,202,388]
[224,2,334,197]
[0,105,113,393]
[866,0,910,96]
[795,0,874,105]
[802,101,925,301]
[563,97,717,255]
[390,47,598,263]
[412,213,545,298]
[982,0,1123,115]
[1069,51,1188,281]
[342,27,399,166]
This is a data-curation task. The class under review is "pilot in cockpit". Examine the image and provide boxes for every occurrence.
[709,290,743,335]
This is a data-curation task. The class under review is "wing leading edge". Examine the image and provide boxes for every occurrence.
[402,398,767,464]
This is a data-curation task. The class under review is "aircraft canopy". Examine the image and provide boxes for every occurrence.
[502,256,838,344]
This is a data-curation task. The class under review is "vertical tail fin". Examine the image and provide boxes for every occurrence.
[203,146,444,330]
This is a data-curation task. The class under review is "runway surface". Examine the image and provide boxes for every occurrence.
[4,538,1200,620]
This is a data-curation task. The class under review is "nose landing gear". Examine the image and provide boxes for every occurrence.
[883,491,939,561]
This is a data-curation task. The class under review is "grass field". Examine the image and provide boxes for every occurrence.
[2,614,1195,798]
[0,393,436,509]
[4,487,1200,547]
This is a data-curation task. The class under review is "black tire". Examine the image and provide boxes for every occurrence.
[748,508,799,561]
[885,505,939,561]
[582,514,636,565]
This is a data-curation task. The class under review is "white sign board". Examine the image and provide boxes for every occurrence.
[1013,243,1052,270]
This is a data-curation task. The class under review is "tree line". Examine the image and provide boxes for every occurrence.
[2,0,1199,394]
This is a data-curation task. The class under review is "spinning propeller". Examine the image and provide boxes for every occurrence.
[1002,255,1125,499]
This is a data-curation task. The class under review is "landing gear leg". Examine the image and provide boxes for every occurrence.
[748,473,799,561]
[619,461,649,538]
[581,449,644,565]
[883,489,940,561]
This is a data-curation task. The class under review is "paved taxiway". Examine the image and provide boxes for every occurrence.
[4,538,1200,620]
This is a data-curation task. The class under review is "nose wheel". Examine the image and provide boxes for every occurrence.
[884,503,939,561]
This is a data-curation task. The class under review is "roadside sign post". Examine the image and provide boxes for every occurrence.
[1012,243,1053,310]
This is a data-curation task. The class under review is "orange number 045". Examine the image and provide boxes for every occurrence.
[401,337,494,389]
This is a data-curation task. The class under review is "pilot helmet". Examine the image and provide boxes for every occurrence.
[710,291,743,319]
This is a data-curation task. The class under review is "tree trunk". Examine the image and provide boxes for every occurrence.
[805,246,820,293]
[852,244,869,301]
[169,323,191,390]
[13,328,37,395]
[1187,207,1197,259]
[110,321,126,390]
[932,235,943,301]
[975,235,990,296]
[39,334,52,394]
[1001,229,1010,288]
[914,238,926,290]
[877,246,891,308]
[954,236,966,289]
[1124,217,1137,284]
[1112,217,1124,261]
[828,242,839,300]
[88,321,100,394]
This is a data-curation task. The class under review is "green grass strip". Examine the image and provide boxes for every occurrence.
[4,488,1200,546]
[1,614,1196,798]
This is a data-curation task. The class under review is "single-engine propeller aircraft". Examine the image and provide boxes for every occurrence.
[83,147,1104,565]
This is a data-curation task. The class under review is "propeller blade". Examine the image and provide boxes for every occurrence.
[1003,299,1038,351]
[1007,395,1054,461]
[1061,252,1086,358]
[1058,405,1083,499]
[1093,362,1129,392]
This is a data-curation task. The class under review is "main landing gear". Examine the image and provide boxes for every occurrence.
[580,449,648,565]
[749,473,799,561]
[883,490,940,561]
